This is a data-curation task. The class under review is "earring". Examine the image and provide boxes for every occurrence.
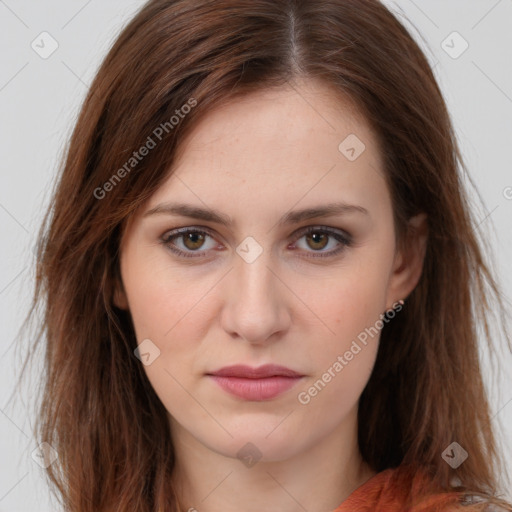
[383,299,405,319]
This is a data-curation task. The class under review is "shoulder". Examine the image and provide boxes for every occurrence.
[335,466,512,512]
[334,467,456,511]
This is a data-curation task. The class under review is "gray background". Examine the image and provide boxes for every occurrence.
[0,0,511,510]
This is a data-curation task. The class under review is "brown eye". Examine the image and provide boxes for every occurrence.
[161,228,218,258]
[161,225,351,260]
[292,226,352,259]
[305,232,329,251]
[182,231,207,250]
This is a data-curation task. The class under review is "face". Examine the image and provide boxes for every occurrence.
[116,79,425,463]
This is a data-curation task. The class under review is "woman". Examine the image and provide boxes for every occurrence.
[25,0,512,510]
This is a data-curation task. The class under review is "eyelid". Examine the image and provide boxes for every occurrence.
[291,225,352,244]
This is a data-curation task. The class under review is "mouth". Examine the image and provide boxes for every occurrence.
[206,364,305,401]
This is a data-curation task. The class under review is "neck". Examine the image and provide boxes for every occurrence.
[169,406,376,512]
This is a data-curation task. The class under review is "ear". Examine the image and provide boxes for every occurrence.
[113,271,129,310]
[385,213,428,309]
[113,224,130,310]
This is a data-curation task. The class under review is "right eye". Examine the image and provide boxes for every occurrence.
[160,227,221,258]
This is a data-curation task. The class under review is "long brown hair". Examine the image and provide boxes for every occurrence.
[18,0,512,510]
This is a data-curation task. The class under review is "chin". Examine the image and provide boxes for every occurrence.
[201,426,309,464]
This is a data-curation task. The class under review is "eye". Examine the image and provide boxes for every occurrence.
[160,225,352,259]
[290,226,352,258]
[160,227,220,258]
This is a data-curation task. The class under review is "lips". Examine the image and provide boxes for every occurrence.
[208,364,303,379]
[206,364,305,401]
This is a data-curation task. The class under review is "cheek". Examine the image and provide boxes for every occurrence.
[296,288,385,419]
[295,255,392,398]
[300,258,391,348]
[121,245,207,340]
[120,251,217,388]
[121,264,206,417]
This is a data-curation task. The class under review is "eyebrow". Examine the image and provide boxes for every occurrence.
[144,201,369,227]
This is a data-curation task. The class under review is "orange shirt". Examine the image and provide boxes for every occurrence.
[333,467,467,512]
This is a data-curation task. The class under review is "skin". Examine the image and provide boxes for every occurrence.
[115,78,428,512]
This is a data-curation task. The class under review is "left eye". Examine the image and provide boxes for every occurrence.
[160,226,352,259]
[292,229,340,252]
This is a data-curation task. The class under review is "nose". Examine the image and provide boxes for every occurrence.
[219,249,291,345]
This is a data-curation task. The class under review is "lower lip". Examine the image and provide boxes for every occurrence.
[208,375,303,401]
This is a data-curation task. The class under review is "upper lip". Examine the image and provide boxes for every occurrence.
[207,364,304,378]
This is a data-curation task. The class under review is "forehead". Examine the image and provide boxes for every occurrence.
[175,79,379,165]
[141,79,389,228]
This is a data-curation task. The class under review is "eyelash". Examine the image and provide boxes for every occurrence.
[159,226,352,260]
